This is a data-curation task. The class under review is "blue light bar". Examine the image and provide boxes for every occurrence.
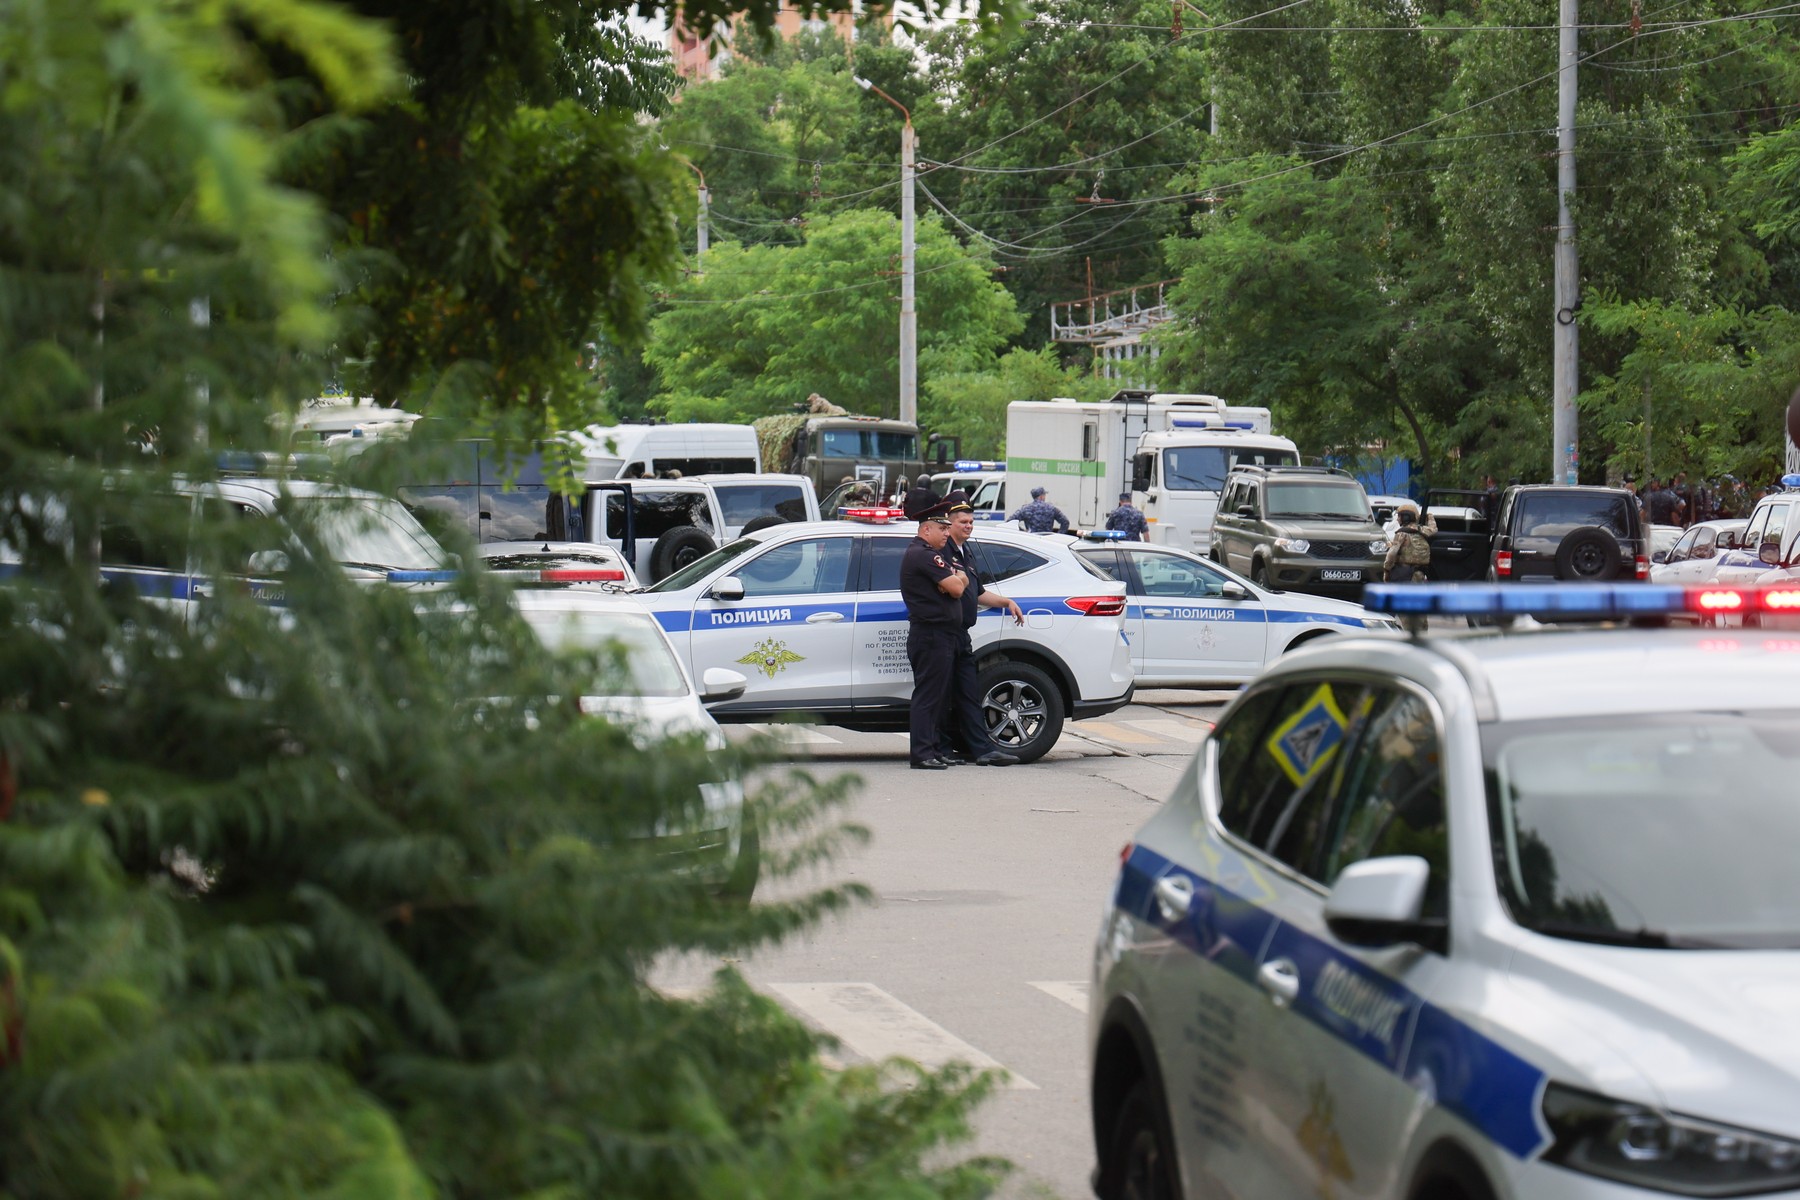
[1364,582,1684,618]
[953,459,1004,471]
[1783,473,1800,489]
[1169,417,1222,429]
[386,569,460,583]
[1079,529,1129,541]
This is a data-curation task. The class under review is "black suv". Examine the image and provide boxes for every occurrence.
[1489,485,1647,582]
[1210,465,1387,598]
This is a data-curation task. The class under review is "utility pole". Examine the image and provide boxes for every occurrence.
[684,161,709,275]
[855,75,916,426]
[1553,0,1581,484]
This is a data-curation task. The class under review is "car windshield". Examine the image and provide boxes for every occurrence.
[309,497,449,571]
[519,609,689,698]
[1266,484,1370,520]
[642,536,762,593]
[1485,713,1800,949]
[1162,446,1298,491]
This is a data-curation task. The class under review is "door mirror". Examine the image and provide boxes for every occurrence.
[1220,581,1249,600]
[1759,540,1782,567]
[1236,504,1255,518]
[1324,856,1439,948]
[246,549,290,575]
[1651,549,1669,564]
[699,666,748,703]
[709,575,745,601]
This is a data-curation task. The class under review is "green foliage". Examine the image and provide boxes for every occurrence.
[644,209,1023,423]
[923,348,1110,457]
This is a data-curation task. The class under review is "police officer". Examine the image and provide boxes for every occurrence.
[936,491,1024,766]
[898,488,968,769]
[1104,491,1149,540]
[1009,486,1071,534]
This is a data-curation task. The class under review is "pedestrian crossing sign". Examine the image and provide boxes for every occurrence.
[1266,683,1349,785]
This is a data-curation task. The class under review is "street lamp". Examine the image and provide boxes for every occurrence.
[854,75,915,427]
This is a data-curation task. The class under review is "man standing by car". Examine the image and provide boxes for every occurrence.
[898,491,968,770]
[1010,486,1071,534]
[936,492,1024,766]
[1383,506,1434,582]
[1104,492,1149,541]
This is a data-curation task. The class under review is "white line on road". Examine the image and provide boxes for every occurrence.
[1123,719,1209,742]
[1028,980,1090,1014]
[768,982,1037,1089]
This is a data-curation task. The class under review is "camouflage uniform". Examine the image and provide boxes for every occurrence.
[1104,503,1150,540]
[1009,499,1071,534]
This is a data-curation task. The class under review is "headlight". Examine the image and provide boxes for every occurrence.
[1361,616,1402,631]
[1541,1083,1800,1195]
[1368,539,1389,555]
[1273,537,1310,554]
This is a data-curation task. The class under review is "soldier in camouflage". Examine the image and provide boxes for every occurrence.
[1104,492,1149,540]
[1009,486,1071,534]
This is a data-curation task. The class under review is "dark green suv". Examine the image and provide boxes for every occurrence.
[1210,465,1388,598]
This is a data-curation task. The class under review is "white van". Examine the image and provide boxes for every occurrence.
[576,423,760,480]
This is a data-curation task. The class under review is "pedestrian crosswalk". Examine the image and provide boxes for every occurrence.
[661,976,1091,1085]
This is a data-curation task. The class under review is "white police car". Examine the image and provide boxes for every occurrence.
[928,460,1010,522]
[1065,530,1399,685]
[1711,477,1800,592]
[626,508,1135,762]
[1090,580,1800,1200]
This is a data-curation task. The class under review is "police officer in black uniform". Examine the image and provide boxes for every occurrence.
[898,489,968,769]
[936,491,1023,766]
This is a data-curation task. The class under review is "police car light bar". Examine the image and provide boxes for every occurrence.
[839,506,908,523]
[386,569,460,583]
[1077,529,1129,541]
[953,460,1004,472]
[1363,581,1800,619]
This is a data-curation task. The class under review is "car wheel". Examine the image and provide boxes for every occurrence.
[1554,526,1622,580]
[739,514,788,535]
[718,815,760,904]
[649,526,718,582]
[976,660,1065,764]
[1251,559,1271,589]
[1097,1080,1179,1200]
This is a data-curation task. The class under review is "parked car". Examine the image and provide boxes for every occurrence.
[1488,484,1648,582]
[1647,518,1748,585]
[476,541,639,589]
[1209,465,1388,599]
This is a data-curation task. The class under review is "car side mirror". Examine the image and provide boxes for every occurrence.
[1220,581,1249,600]
[1759,540,1782,567]
[1324,856,1442,949]
[1236,504,1255,517]
[1651,550,1669,564]
[709,575,745,601]
[247,549,290,575]
[699,666,748,703]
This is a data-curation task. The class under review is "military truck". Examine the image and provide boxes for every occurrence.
[752,395,924,500]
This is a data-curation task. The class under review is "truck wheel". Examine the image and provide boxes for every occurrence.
[975,660,1064,763]
[739,515,788,535]
[649,527,717,582]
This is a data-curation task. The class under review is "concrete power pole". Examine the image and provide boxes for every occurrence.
[899,121,917,427]
[1553,0,1581,484]
[696,183,709,271]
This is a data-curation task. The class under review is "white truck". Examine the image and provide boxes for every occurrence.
[1004,391,1298,553]
[576,423,761,480]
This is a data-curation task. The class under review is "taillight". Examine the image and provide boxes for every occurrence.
[1635,554,1650,581]
[1066,595,1126,616]
[541,568,625,582]
[1495,551,1512,578]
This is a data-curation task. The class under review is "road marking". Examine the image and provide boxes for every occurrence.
[1072,721,1159,745]
[767,982,1037,1089]
[1124,719,1209,742]
[1028,980,1090,1014]
[742,723,843,746]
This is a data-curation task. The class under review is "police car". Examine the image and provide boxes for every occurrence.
[1710,476,1800,591]
[927,460,1010,522]
[1090,580,1800,1200]
[625,508,1136,763]
[1063,530,1400,686]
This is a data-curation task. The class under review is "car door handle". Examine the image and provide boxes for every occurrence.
[1257,957,1301,1008]
[1145,607,1172,617]
[1152,875,1193,921]
[805,611,846,624]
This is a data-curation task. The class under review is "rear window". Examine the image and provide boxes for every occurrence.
[604,491,715,541]
[1518,492,1634,538]
[712,483,809,527]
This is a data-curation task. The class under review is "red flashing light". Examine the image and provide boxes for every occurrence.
[840,506,906,523]
[540,568,625,582]
[1495,551,1512,578]
[1762,587,1800,612]
[1066,594,1126,617]
[1692,588,1747,613]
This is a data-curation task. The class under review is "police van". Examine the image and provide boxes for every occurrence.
[926,461,1009,522]
[1090,580,1800,1200]
[624,509,1136,762]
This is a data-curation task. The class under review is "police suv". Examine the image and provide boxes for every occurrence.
[626,508,1135,762]
[1063,530,1400,686]
[1091,580,1800,1200]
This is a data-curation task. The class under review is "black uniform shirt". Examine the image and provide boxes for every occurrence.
[944,537,987,628]
[900,535,963,625]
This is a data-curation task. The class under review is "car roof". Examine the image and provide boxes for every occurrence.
[692,472,809,485]
[1280,627,1800,723]
[193,476,389,504]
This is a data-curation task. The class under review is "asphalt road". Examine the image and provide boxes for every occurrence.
[651,689,1237,1199]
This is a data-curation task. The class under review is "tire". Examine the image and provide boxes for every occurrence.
[739,514,788,535]
[975,660,1065,764]
[1554,526,1622,580]
[718,814,760,904]
[649,526,717,582]
[1251,558,1272,589]
[1097,1080,1179,1200]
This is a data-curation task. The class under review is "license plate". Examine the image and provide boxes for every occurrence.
[1320,569,1362,581]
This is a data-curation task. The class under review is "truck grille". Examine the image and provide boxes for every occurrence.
[1313,540,1376,559]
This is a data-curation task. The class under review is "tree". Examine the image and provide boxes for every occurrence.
[643,209,1023,423]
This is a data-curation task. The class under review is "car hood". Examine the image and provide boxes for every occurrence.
[1269,520,1384,539]
[579,693,724,749]
[1510,936,1800,1138]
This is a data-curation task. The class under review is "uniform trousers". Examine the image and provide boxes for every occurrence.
[906,623,960,765]
[938,626,999,758]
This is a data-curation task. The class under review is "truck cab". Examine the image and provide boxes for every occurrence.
[1132,427,1299,554]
